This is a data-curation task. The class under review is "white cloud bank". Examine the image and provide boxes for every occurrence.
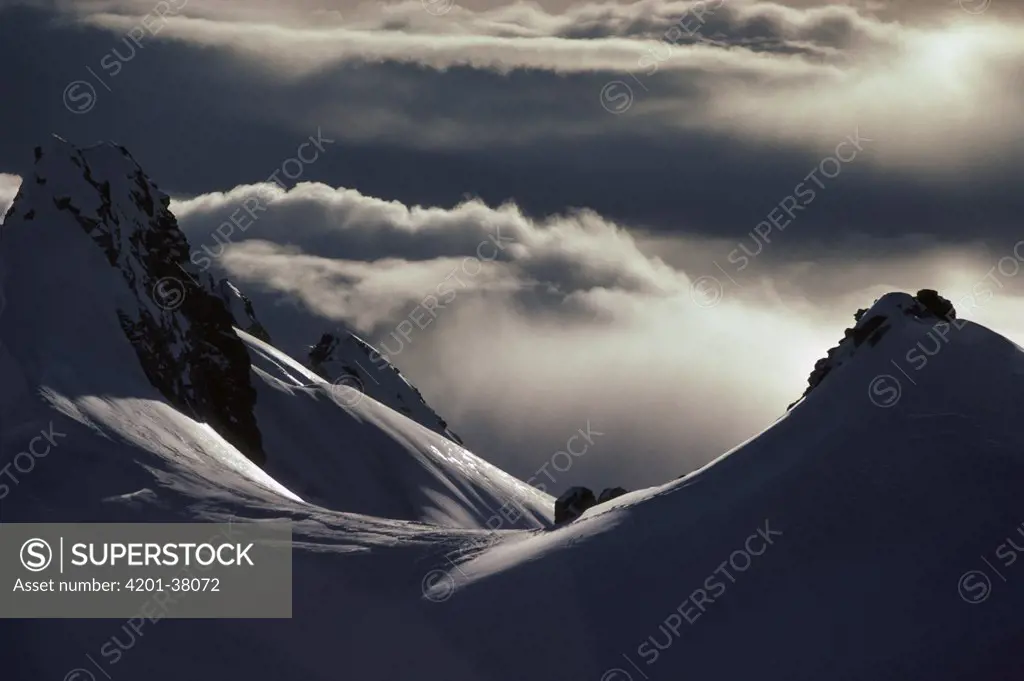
[73,0,1024,170]
[171,178,1024,490]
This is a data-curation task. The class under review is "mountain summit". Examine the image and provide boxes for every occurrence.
[791,288,958,408]
[2,135,264,463]
[308,327,465,444]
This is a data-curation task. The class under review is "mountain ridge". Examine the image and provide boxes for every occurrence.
[3,135,265,463]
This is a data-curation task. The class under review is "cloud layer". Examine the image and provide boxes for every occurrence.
[171,178,1024,490]
[1,1,1022,255]
[71,0,1024,169]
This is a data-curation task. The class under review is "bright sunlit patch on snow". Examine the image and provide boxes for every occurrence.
[65,394,303,503]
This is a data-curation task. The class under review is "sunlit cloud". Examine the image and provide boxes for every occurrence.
[67,0,1024,170]
[172,177,1024,490]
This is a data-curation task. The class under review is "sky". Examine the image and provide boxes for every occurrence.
[2,0,1024,492]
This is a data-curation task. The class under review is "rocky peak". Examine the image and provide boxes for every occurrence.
[308,328,464,445]
[554,485,628,524]
[216,279,272,343]
[790,289,957,408]
[5,135,265,464]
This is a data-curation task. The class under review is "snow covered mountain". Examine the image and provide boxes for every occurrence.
[0,136,551,528]
[3,137,1024,681]
[308,327,465,444]
[2,138,265,464]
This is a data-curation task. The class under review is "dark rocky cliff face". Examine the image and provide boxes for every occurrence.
[216,278,272,344]
[10,137,265,465]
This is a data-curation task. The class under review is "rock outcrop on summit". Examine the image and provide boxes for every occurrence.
[2,136,266,465]
[308,329,464,445]
[790,289,957,409]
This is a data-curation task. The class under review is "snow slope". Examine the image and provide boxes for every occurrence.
[3,138,1024,681]
[427,291,1024,680]
[245,328,550,527]
[307,326,466,444]
[0,136,551,529]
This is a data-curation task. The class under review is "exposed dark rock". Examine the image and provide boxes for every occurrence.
[915,288,955,320]
[21,137,265,465]
[308,329,463,445]
[597,487,628,504]
[216,279,272,343]
[851,315,888,346]
[789,290,958,409]
[554,486,596,524]
[309,332,338,369]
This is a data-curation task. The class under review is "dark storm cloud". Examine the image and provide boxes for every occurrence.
[1,4,1022,262]
[556,1,897,60]
[1,1,1023,261]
